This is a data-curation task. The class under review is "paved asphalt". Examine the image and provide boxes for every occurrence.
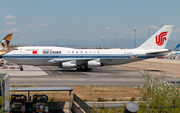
[8,65,176,87]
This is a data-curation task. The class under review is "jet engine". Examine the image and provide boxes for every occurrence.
[88,61,101,68]
[62,62,76,69]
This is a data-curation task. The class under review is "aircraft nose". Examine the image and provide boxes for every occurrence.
[3,53,9,59]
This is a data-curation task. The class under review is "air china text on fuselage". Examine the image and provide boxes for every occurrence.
[43,51,61,54]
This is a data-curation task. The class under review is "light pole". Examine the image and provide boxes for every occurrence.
[16,36,18,46]
[148,27,150,38]
[55,36,57,46]
[134,29,136,48]
[115,32,117,48]
[177,36,179,45]
[103,39,105,48]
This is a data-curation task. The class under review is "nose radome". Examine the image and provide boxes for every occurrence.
[2,53,9,59]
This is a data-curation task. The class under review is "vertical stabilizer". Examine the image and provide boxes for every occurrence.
[174,44,180,51]
[137,25,173,49]
[0,34,13,52]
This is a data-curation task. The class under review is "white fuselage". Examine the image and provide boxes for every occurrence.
[3,46,167,67]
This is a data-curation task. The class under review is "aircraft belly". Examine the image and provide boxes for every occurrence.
[23,58,51,65]
[5,58,56,65]
[105,58,145,65]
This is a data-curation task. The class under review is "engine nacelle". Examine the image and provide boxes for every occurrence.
[88,61,101,68]
[62,62,76,69]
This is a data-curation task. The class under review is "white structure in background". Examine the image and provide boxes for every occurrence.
[0,74,9,111]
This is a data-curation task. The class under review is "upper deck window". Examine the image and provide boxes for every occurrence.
[13,49,18,50]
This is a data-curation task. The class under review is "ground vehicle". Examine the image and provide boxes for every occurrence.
[0,59,4,65]
[32,94,48,113]
[10,94,26,113]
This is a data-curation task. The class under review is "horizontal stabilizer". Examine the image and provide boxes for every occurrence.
[146,50,173,55]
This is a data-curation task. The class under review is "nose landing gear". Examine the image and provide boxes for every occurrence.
[20,65,23,71]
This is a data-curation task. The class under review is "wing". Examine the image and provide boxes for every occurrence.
[47,55,137,65]
[47,58,95,64]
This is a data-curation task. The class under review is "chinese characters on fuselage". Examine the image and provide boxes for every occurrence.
[43,51,100,54]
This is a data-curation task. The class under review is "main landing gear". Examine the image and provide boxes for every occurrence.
[20,65,23,71]
[87,68,92,72]
[76,66,92,72]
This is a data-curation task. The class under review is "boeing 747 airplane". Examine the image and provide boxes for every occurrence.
[0,34,13,58]
[3,25,173,71]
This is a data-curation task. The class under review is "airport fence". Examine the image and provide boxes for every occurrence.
[74,94,93,113]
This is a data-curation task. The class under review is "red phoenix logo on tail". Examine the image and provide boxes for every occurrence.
[155,31,168,46]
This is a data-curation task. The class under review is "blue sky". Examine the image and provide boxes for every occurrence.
[0,1,180,49]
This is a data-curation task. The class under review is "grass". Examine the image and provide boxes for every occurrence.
[112,98,116,101]
[83,99,87,102]
[72,85,140,102]
[50,98,54,102]
[10,85,140,102]
[130,97,136,101]
[93,88,117,93]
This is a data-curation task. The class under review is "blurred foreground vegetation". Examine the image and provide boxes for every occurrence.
[91,69,180,113]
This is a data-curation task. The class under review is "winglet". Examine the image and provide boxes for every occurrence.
[137,25,173,49]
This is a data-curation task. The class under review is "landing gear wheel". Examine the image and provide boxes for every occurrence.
[76,66,84,71]
[87,68,92,72]
[20,66,23,71]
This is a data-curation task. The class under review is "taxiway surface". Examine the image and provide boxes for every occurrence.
[0,58,179,87]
